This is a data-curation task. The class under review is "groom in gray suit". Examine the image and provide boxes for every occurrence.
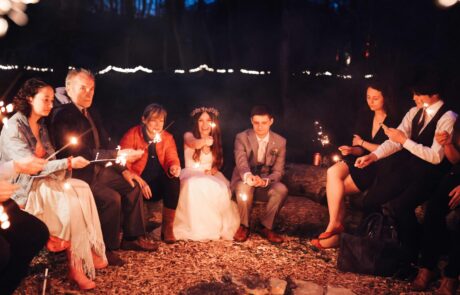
[231,105,288,244]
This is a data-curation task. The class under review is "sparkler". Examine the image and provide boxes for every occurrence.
[147,121,175,145]
[313,121,330,147]
[45,129,92,160]
[41,268,48,295]
[46,137,78,160]
[332,154,341,163]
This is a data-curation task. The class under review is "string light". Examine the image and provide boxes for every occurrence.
[0,63,374,79]
[97,65,153,75]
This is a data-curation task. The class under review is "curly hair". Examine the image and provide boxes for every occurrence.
[191,109,223,170]
[13,78,51,117]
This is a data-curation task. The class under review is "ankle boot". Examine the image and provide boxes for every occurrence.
[162,208,176,244]
[91,250,108,269]
[67,250,96,290]
[436,277,459,295]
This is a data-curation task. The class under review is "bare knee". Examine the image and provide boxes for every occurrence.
[327,162,349,181]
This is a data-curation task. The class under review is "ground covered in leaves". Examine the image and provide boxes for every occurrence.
[13,196,443,294]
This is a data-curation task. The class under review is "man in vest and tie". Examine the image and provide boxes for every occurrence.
[231,105,288,244]
[49,68,158,267]
[355,76,458,263]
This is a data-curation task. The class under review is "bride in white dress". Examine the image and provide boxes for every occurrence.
[173,107,240,240]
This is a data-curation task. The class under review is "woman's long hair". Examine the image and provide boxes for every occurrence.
[13,78,51,117]
[366,79,397,118]
[191,110,223,170]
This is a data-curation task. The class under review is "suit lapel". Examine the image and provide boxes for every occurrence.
[247,129,259,166]
[265,131,275,166]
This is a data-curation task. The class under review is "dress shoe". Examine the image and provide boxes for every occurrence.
[436,277,459,295]
[121,237,158,252]
[106,251,125,267]
[412,268,434,291]
[259,226,284,244]
[233,225,249,242]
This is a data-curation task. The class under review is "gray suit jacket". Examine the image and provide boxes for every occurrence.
[231,129,286,189]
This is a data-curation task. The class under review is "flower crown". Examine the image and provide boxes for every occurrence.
[190,107,219,117]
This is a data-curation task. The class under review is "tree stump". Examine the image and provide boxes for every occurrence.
[282,163,327,203]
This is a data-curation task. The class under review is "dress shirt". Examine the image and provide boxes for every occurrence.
[257,133,270,163]
[373,100,458,164]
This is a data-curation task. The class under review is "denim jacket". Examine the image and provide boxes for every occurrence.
[0,112,70,207]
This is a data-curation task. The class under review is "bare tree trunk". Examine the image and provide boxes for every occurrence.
[166,0,185,68]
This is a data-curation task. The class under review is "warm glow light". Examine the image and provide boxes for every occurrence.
[2,117,8,128]
[332,154,341,162]
[0,212,8,222]
[5,103,13,113]
[70,137,78,145]
[437,0,458,7]
[239,193,248,202]
[210,122,216,128]
[0,18,8,36]
[63,182,71,190]
[1,220,10,229]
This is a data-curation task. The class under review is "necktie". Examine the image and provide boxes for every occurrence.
[82,108,100,149]
[416,109,427,135]
[257,140,267,163]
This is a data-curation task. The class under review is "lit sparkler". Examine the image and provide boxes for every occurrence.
[239,193,248,202]
[313,121,330,147]
[332,154,341,162]
[147,121,175,145]
[46,136,78,160]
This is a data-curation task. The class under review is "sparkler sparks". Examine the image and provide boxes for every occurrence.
[0,205,10,229]
[313,121,330,147]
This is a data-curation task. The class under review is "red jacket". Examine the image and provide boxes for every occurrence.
[120,125,180,177]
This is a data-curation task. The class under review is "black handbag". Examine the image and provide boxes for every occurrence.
[337,213,404,276]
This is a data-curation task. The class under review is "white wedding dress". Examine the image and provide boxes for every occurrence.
[173,146,240,240]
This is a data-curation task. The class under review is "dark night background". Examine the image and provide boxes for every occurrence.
[1,0,459,177]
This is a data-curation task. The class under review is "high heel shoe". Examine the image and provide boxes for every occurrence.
[311,234,340,249]
[92,251,108,269]
[318,224,345,240]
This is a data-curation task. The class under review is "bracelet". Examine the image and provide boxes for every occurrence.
[67,157,73,171]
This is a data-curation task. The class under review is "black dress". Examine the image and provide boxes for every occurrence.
[344,110,400,191]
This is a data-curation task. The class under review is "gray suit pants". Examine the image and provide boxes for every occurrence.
[234,181,288,230]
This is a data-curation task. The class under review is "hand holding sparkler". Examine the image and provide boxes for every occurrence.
[354,153,378,169]
[169,165,181,178]
[204,136,214,147]
[117,149,144,164]
[70,156,90,169]
[435,130,451,146]
[338,145,353,156]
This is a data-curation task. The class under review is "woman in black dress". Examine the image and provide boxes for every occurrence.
[311,82,400,249]
[412,118,460,294]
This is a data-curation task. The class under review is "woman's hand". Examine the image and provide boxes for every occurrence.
[449,185,460,209]
[205,167,218,176]
[352,134,363,146]
[354,153,377,168]
[435,131,452,146]
[338,145,353,156]
[71,156,90,169]
[204,136,214,147]
[169,165,181,178]
[0,180,19,202]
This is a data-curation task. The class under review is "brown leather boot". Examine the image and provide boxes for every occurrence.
[412,268,434,291]
[162,208,176,244]
[259,226,284,244]
[436,277,459,295]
